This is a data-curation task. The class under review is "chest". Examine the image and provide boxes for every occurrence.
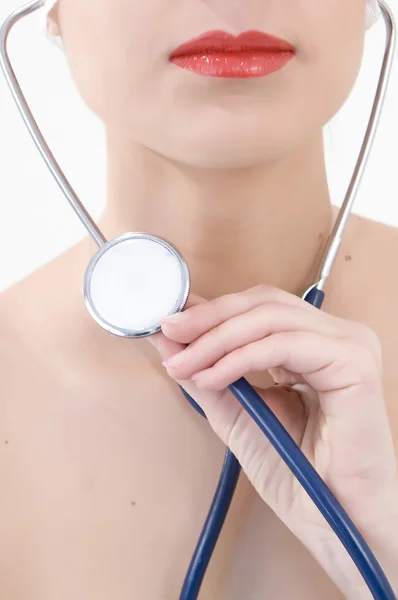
[0,354,348,599]
[3,280,398,600]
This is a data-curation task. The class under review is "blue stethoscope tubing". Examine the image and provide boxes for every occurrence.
[0,2,396,599]
[179,292,398,600]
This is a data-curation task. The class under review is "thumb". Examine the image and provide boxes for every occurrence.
[145,292,244,441]
[147,329,183,361]
[146,292,208,361]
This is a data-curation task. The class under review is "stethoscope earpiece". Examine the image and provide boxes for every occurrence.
[83,232,191,338]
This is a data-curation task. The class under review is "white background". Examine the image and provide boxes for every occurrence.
[0,0,397,291]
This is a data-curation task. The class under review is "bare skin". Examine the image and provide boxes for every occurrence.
[0,2,395,597]
[0,204,397,599]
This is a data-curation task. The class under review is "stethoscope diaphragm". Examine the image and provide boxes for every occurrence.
[83,233,190,338]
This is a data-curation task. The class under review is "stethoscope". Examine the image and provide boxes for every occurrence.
[0,1,396,598]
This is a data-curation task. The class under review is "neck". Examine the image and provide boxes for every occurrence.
[94,128,335,301]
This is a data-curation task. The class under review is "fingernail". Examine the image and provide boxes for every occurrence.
[191,372,206,388]
[275,384,294,393]
[148,334,161,350]
[162,352,185,368]
[161,311,188,324]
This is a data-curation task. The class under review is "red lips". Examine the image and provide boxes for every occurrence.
[169,30,295,79]
[170,30,295,57]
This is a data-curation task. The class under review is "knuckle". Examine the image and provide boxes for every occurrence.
[359,323,380,345]
[350,321,380,348]
[249,283,277,298]
[209,293,237,319]
[357,324,383,365]
[190,320,222,350]
[208,323,229,353]
[251,283,272,293]
[233,344,254,370]
[353,342,382,379]
[342,320,383,371]
[252,301,282,323]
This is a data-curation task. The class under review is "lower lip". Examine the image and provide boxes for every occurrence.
[170,51,294,78]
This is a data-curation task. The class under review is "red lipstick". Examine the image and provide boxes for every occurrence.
[169,30,295,79]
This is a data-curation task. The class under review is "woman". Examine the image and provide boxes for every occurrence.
[0,0,397,598]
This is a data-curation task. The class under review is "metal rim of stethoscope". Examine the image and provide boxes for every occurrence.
[83,231,191,339]
[0,0,396,320]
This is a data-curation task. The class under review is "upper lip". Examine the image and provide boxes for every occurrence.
[170,30,295,58]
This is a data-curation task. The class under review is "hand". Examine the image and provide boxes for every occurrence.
[147,284,398,598]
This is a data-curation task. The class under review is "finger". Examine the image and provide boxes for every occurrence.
[147,330,184,361]
[170,378,308,506]
[146,293,208,358]
[267,366,307,388]
[183,293,209,309]
[186,331,381,414]
[160,284,319,345]
[162,302,346,380]
[171,379,306,465]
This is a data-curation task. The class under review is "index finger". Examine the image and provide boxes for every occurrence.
[162,284,318,344]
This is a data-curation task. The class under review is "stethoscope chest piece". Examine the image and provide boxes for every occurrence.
[83,232,191,338]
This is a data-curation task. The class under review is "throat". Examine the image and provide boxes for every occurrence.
[97,131,335,303]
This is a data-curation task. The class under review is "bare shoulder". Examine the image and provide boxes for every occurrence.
[325,212,398,441]
[325,212,398,325]
[0,270,50,387]
[0,286,29,384]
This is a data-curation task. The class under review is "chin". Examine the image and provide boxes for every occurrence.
[181,146,275,169]
[165,93,314,167]
[166,134,295,169]
[148,119,294,169]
